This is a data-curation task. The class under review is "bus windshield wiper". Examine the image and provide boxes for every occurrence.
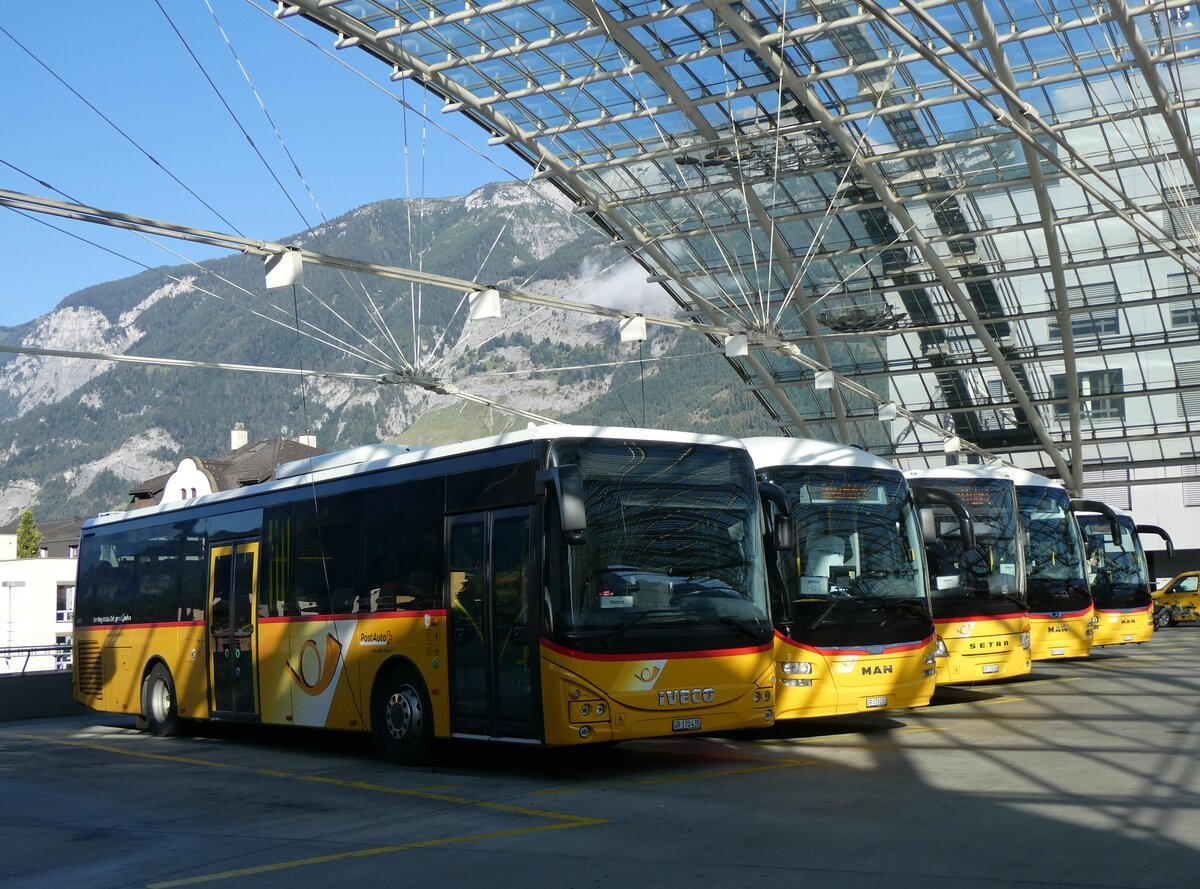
[598,608,678,646]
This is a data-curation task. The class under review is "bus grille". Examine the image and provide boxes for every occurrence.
[76,641,103,696]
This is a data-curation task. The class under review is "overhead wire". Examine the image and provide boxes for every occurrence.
[197,0,412,371]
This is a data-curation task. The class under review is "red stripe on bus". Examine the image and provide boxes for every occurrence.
[258,609,448,624]
[75,620,205,631]
[539,638,771,661]
[775,631,935,656]
[933,611,1026,625]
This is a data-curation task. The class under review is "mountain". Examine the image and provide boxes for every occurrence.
[0,181,780,524]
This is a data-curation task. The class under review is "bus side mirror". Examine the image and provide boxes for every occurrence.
[1070,499,1120,542]
[919,507,937,544]
[1136,524,1175,559]
[757,481,794,552]
[536,465,587,545]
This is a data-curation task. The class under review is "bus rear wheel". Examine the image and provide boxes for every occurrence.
[373,666,433,765]
[142,664,181,738]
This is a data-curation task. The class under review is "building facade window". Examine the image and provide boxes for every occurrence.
[1084,467,1132,511]
[1053,369,1124,421]
[1184,455,1200,507]
[1048,282,1120,340]
[1168,272,1200,327]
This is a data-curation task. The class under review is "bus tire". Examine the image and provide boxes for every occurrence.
[372,665,433,765]
[142,664,181,738]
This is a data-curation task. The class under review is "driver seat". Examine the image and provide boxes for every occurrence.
[806,535,846,578]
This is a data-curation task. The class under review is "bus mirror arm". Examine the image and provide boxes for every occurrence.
[757,481,794,551]
[1070,499,1120,542]
[1136,524,1175,559]
[536,465,588,545]
[909,482,976,552]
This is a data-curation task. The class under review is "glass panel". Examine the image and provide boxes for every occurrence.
[493,513,532,725]
[449,518,488,725]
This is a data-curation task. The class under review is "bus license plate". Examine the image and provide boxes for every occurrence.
[1051,648,1066,656]
[672,717,701,732]
[982,663,1000,674]
[1123,634,1135,641]
[865,696,888,709]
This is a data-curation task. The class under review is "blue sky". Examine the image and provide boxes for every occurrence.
[0,1,511,328]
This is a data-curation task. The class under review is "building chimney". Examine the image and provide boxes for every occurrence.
[231,422,248,451]
[298,433,317,448]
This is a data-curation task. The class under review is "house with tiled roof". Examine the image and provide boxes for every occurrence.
[128,423,326,508]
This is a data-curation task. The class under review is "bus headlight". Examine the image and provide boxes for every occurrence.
[781,661,813,675]
[780,678,812,687]
[934,639,948,658]
[923,650,936,666]
[1020,632,1031,650]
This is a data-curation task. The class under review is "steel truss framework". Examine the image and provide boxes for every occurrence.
[273,0,1200,493]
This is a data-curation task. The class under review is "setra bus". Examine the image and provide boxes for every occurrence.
[1014,473,1106,660]
[905,467,1032,684]
[72,426,777,762]
[1074,509,1167,646]
[743,437,937,718]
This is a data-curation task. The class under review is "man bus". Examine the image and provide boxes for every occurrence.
[745,437,937,718]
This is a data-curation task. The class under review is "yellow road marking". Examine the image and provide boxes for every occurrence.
[7,730,607,888]
[628,757,815,785]
[147,821,596,888]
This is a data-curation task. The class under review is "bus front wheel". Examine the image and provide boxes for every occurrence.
[373,666,433,765]
[142,664,181,738]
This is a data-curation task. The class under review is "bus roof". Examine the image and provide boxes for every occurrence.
[741,437,900,475]
[904,464,1058,489]
[84,424,748,531]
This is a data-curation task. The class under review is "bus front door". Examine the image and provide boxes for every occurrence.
[208,541,260,718]
[447,509,538,740]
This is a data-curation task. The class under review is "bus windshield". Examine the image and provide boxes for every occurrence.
[923,478,1026,609]
[546,440,771,654]
[771,468,927,601]
[763,467,932,644]
[1018,485,1090,613]
[1078,514,1151,608]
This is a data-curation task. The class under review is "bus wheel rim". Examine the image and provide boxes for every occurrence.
[151,678,171,723]
[386,687,422,742]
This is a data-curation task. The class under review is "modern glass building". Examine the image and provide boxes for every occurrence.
[272,1,1200,572]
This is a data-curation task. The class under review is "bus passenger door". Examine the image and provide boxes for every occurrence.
[208,540,260,718]
[447,509,537,740]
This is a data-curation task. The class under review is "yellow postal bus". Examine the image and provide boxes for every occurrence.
[905,467,1032,685]
[73,426,777,762]
[744,437,937,718]
[1075,510,1163,646]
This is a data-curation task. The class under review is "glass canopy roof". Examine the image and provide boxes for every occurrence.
[274,0,1200,494]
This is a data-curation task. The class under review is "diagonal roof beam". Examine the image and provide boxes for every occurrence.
[562,0,852,441]
[1107,0,1200,197]
[967,0,1083,494]
[708,0,1072,481]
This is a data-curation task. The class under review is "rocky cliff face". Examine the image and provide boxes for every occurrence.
[0,182,670,523]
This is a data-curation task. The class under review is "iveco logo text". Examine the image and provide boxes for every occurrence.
[861,665,893,675]
[658,688,715,706]
[967,640,1011,650]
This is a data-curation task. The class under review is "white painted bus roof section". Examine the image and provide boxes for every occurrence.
[742,436,899,474]
[86,425,749,530]
[904,464,1065,490]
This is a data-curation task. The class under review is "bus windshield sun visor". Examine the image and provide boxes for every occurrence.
[1070,499,1120,542]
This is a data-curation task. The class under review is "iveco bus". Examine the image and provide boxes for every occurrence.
[73,426,777,762]
[744,438,936,718]
[905,467,1032,684]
